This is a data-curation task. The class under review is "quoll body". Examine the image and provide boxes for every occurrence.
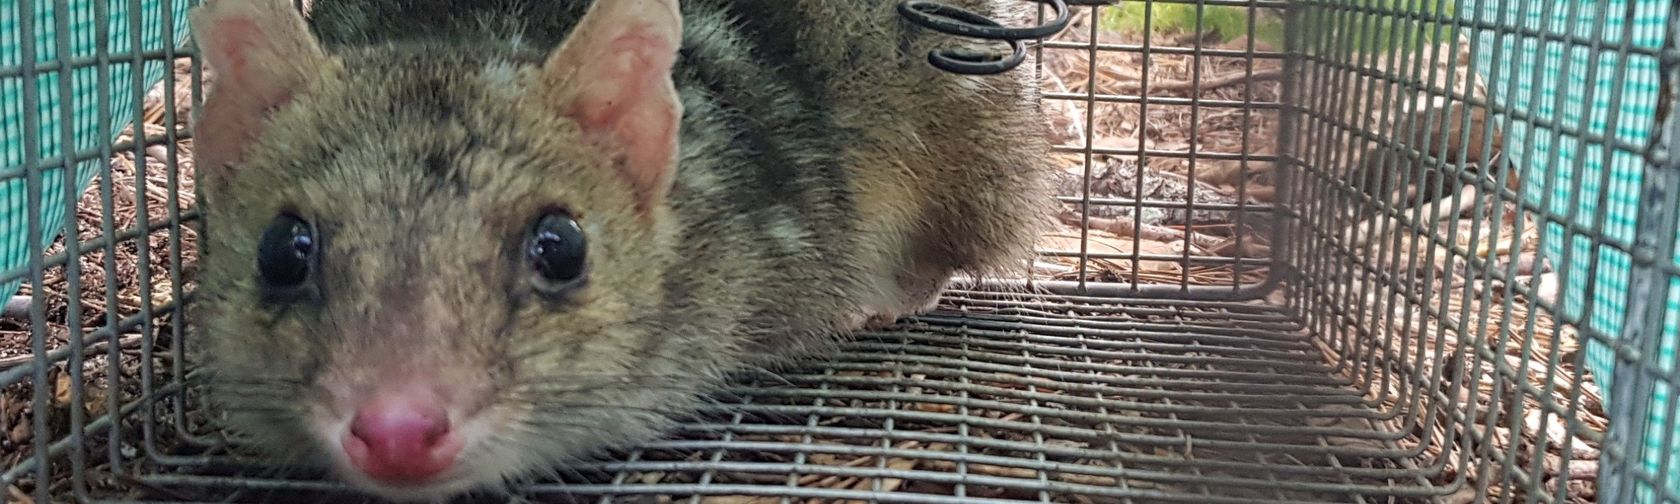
[187,0,1055,500]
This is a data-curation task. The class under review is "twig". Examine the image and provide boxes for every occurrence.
[1122,69,1284,93]
[1064,210,1227,255]
[1045,67,1087,143]
[1345,183,1479,247]
[1567,459,1599,480]
[1206,236,1271,258]
[0,333,146,369]
[7,484,34,504]
[1061,210,1184,243]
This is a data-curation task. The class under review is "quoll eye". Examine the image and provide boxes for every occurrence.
[257,213,316,289]
[525,212,589,293]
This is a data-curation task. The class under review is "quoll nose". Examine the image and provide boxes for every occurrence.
[342,395,462,484]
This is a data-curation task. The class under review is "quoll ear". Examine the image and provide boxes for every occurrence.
[188,0,329,182]
[539,0,685,215]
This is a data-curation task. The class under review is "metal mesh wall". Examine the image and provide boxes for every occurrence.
[1285,0,1675,502]
[1,0,1674,503]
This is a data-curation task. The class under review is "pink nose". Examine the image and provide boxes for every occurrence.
[342,395,462,484]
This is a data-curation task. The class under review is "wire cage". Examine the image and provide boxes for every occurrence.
[1,0,1676,503]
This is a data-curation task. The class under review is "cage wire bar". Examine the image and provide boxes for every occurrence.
[1,0,1677,504]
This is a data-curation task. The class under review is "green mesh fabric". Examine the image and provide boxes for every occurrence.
[1464,0,1675,499]
[1,0,193,301]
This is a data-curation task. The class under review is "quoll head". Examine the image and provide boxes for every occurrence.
[186,0,702,500]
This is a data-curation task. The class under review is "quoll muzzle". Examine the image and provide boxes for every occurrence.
[340,391,465,484]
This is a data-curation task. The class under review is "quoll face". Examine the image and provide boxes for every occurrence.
[196,76,685,501]
[187,0,691,500]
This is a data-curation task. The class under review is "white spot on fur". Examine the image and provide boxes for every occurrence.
[769,218,808,252]
[481,60,523,96]
[683,167,723,197]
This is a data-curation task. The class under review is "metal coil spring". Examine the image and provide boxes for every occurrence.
[896,0,1117,75]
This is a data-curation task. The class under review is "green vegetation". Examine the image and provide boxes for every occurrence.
[1099,3,1285,46]
[1098,1,1458,54]
[1317,0,1460,54]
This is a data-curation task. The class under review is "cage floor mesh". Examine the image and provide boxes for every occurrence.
[120,296,1440,504]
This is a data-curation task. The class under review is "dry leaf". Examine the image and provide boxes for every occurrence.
[868,456,921,493]
[82,393,106,419]
[8,417,29,445]
[913,402,955,414]
[151,279,174,307]
[7,485,34,504]
[53,371,72,407]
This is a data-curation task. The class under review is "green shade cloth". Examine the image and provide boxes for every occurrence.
[1463,0,1675,499]
[1,0,193,300]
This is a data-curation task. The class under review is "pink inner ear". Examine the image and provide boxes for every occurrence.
[204,18,263,86]
[563,28,681,210]
[197,14,302,123]
[192,11,314,180]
